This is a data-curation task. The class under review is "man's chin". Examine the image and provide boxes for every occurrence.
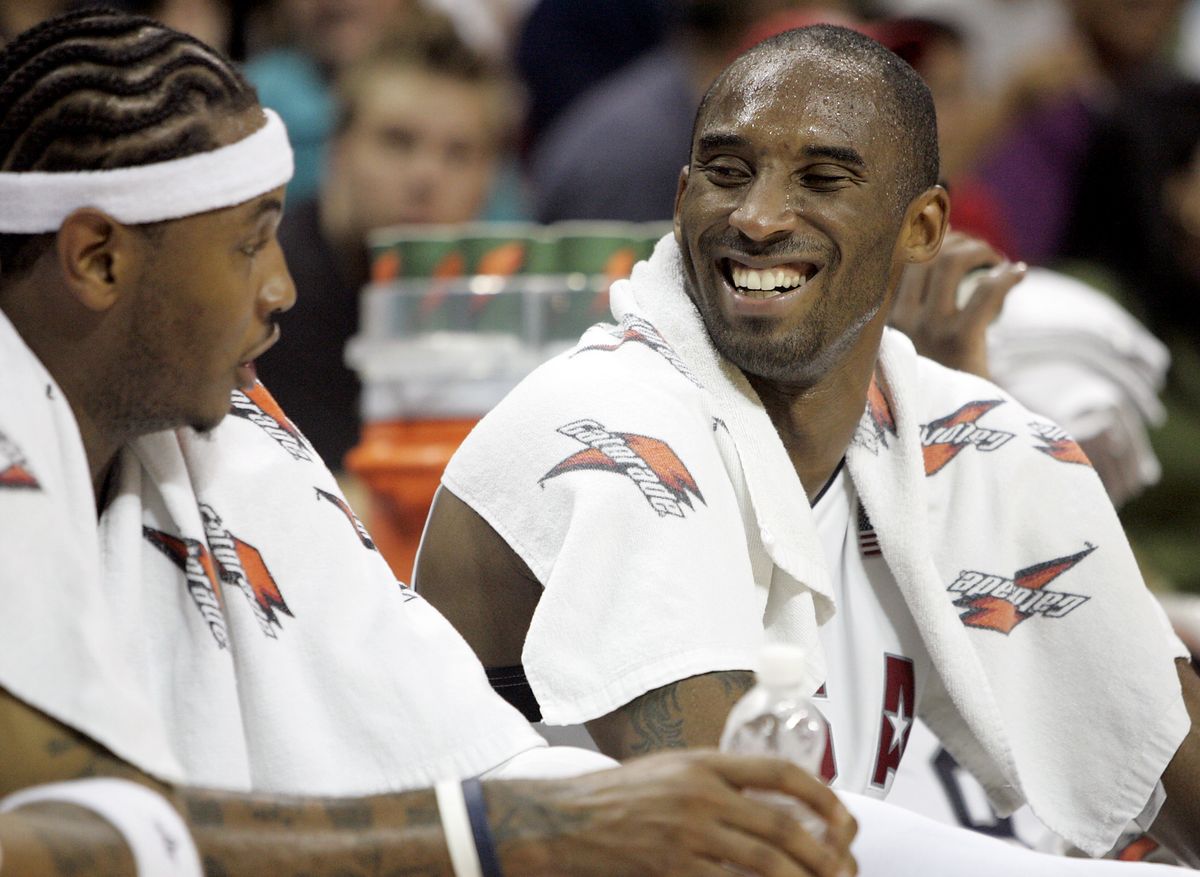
[189,406,229,436]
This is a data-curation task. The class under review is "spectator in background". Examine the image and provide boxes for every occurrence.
[515,0,668,152]
[244,0,416,202]
[528,0,856,223]
[972,0,1191,264]
[104,0,240,56]
[0,0,69,43]
[867,16,1018,255]
[257,11,520,468]
[1060,78,1200,595]
[862,0,1072,96]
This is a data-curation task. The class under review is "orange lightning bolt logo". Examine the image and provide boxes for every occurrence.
[315,487,377,551]
[575,315,702,386]
[229,385,312,462]
[921,400,1014,476]
[853,374,897,455]
[145,504,294,647]
[541,419,705,518]
[0,429,39,490]
[1029,422,1092,467]
[947,545,1095,634]
[144,527,229,648]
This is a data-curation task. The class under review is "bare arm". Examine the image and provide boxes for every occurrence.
[0,684,455,876]
[586,672,755,760]
[414,486,541,668]
[1149,658,1200,866]
[0,686,857,877]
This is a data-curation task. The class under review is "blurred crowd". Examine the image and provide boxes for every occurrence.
[5,0,1200,597]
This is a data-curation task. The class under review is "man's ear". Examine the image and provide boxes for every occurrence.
[672,165,690,243]
[55,208,140,312]
[898,185,950,264]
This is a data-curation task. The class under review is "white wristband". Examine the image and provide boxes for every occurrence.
[435,780,483,877]
[0,778,202,877]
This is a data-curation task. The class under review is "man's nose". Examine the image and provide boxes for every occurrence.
[729,176,797,241]
[260,241,297,316]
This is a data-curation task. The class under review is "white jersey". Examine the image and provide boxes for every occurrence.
[811,465,928,797]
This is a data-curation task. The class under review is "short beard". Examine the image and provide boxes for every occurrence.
[690,282,879,390]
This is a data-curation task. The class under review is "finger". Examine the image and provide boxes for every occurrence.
[700,756,856,855]
[703,822,844,877]
[686,859,754,877]
[960,261,1025,325]
[925,237,1003,317]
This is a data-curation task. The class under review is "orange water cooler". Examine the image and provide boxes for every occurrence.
[344,419,477,582]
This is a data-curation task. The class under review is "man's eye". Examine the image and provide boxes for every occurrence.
[801,171,851,189]
[380,128,416,151]
[699,160,750,185]
[240,240,267,257]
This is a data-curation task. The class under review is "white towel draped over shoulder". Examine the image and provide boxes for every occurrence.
[443,235,1190,856]
[0,310,544,795]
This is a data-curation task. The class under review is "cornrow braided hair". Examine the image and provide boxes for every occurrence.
[0,6,259,279]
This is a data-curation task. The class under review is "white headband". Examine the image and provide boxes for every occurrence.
[0,107,293,233]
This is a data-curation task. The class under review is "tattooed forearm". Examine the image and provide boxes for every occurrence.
[1,686,456,877]
[485,780,588,845]
[480,779,593,876]
[176,787,450,877]
[41,727,148,786]
[0,802,136,877]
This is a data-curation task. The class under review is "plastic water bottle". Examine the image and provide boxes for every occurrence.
[720,642,829,839]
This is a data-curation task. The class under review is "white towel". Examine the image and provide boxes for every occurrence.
[444,235,1190,856]
[0,309,544,795]
[987,268,1169,499]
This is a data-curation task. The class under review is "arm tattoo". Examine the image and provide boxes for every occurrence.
[178,788,446,877]
[485,782,588,846]
[719,670,755,701]
[624,682,686,754]
[604,670,756,757]
[323,798,373,830]
[14,803,135,877]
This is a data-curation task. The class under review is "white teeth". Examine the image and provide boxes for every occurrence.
[730,264,807,295]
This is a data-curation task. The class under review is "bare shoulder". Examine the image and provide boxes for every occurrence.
[414,486,542,667]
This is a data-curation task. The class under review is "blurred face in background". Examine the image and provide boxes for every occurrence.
[328,64,499,232]
[1067,0,1183,72]
[1163,144,1200,287]
[907,30,972,180]
[282,0,413,72]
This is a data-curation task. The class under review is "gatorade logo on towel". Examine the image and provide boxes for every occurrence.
[1029,421,1092,467]
[853,373,897,456]
[0,428,38,489]
[920,400,1014,476]
[946,545,1095,634]
[229,384,312,463]
[541,419,705,519]
[145,504,293,647]
[575,315,702,388]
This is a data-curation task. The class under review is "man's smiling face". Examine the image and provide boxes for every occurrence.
[673,49,914,390]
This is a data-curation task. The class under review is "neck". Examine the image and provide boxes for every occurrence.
[745,337,881,504]
[2,279,126,513]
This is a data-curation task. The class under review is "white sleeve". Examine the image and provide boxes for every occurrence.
[843,791,1189,875]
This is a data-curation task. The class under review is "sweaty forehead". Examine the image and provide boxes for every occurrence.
[700,51,888,150]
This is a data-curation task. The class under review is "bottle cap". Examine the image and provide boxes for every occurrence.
[756,642,806,688]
